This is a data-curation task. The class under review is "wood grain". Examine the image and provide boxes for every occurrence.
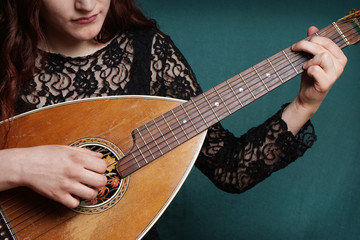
[0,96,206,240]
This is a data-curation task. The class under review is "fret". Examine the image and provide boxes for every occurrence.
[134,143,148,164]
[203,93,220,122]
[162,115,180,145]
[171,109,189,140]
[226,80,244,107]
[153,120,171,151]
[181,104,199,134]
[191,99,209,128]
[131,152,141,167]
[116,13,359,179]
[282,50,299,74]
[144,123,163,155]
[267,58,284,83]
[214,86,231,114]
[315,32,319,36]
[239,73,256,99]
[137,127,157,159]
[252,66,270,92]
[332,22,350,46]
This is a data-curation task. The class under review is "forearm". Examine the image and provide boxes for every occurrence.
[281,96,319,136]
[195,111,316,193]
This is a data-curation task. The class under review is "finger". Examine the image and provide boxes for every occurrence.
[303,52,335,73]
[64,145,106,173]
[306,65,333,92]
[308,36,347,61]
[69,182,99,201]
[83,155,108,174]
[291,39,325,56]
[78,168,107,189]
[61,194,81,209]
[307,26,319,36]
[65,146,103,158]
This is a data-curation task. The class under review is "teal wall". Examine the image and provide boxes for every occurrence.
[138,1,360,239]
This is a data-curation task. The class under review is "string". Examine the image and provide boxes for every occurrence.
[119,23,348,166]
[1,17,358,237]
[129,27,354,172]
[104,22,358,176]
[115,23,358,174]
[45,22,360,175]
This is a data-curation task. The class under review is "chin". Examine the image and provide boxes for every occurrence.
[73,28,102,41]
[68,19,105,41]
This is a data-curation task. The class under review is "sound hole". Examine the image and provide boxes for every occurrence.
[70,138,130,214]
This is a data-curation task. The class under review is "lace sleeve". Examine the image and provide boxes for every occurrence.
[149,32,317,193]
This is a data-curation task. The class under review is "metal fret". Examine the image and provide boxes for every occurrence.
[191,99,209,128]
[282,50,299,74]
[332,22,350,46]
[131,152,141,167]
[252,66,270,92]
[203,94,220,122]
[134,143,148,164]
[226,80,244,107]
[153,120,171,150]
[171,110,189,140]
[181,105,199,134]
[136,128,155,160]
[144,123,163,155]
[162,115,180,145]
[214,86,231,114]
[267,58,284,83]
[239,73,256,99]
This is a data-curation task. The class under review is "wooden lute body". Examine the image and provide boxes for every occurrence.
[0,96,207,240]
[0,10,359,240]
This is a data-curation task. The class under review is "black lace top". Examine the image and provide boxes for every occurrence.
[18,28,316,194]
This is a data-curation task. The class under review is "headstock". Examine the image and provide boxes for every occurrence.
[336,9,360,46]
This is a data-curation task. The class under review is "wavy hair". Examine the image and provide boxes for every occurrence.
[0,0,157,121]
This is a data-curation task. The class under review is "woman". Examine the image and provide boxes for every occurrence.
[0,0,347,239]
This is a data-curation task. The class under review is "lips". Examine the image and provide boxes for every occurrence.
[73,14,97,24]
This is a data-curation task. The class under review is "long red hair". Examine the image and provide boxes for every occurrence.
[0,0,157,121]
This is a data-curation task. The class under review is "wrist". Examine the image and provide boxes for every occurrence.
[292,96,321,118]
[281,99,316,135]
[0,148,25,190]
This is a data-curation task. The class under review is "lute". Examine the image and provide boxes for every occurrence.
[0,10,359,240]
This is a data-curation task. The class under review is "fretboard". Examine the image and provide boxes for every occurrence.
[117,19,359,177]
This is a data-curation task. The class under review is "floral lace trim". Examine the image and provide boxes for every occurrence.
[17,28,316,194]
[21,32,135,108]
[195,105,316,193]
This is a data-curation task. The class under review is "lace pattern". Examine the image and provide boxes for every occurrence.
[18,28,316,193]
[22,32,135,106]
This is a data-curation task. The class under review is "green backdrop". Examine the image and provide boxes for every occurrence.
[138,0,360,239]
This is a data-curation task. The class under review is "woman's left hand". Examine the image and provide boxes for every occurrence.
[291,26,348,115]
[281,26,347,134]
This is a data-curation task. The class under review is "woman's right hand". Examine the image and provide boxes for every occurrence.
[0,145,107,208]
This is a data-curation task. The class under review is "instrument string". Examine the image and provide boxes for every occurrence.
[108,24,357,175]
[0,18,358,238]
[1,198,52,236]
[13,204,76,237]
[114,24,356,174]
[24,24,357,233]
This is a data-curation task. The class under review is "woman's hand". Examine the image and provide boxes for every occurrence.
[282,26,348,134]
[0,145,107,208]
